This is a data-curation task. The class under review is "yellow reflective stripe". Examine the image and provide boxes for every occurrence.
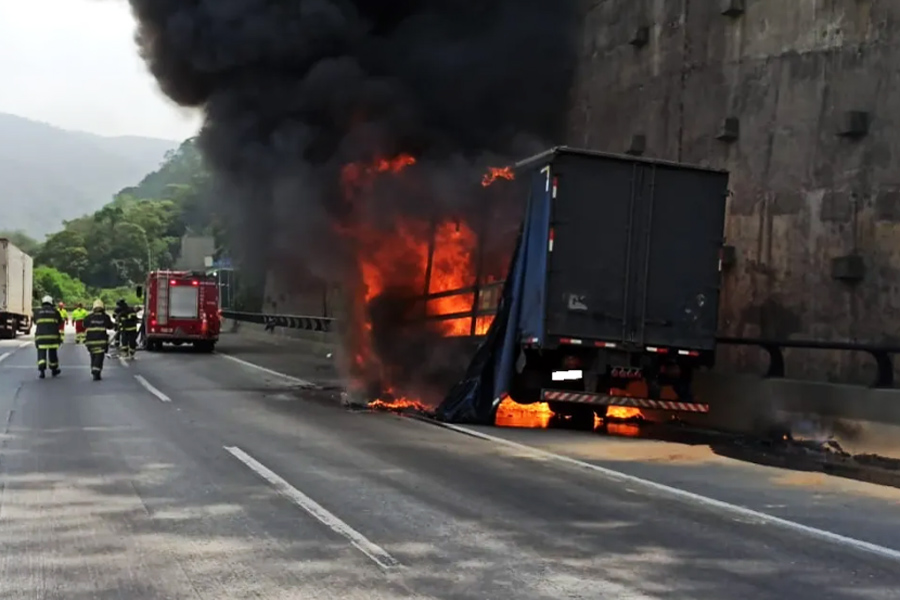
[36,318,57,324]
[85,327,107,332]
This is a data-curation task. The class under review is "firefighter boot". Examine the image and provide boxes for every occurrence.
[38,370,45,379]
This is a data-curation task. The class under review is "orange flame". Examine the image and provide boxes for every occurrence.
[482,166,514,187]
[494,396,554,428]
[369,397,431,413]
[339,155,510,409]
[605,406,645,420]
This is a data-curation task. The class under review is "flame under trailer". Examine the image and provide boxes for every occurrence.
[437,146,730,427]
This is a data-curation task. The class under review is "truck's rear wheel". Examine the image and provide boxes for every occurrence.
[548,402,595,430]
[194,341,215,353]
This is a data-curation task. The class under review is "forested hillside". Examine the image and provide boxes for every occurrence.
[0,112,178,236]
[1,138,217,306]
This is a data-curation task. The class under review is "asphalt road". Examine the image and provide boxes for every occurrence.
[1,333,900,599]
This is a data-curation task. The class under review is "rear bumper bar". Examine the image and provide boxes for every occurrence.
[541,389,709,413]
[146,334,218,342]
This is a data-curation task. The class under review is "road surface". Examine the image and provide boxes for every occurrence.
[0,332,899,599]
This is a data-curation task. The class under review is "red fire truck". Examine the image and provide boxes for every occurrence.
[136,270,221,352]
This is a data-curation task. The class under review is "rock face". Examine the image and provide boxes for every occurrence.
[568,0,900,380]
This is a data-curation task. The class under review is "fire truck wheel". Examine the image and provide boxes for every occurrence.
[193,341,215,353]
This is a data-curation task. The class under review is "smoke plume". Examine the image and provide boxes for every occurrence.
[128,0,579,399]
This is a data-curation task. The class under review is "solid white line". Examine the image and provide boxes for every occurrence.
[134,375,171,403]
[438,423,900,562]
[0,352,9,364]
[210,358,900,563]
[217,352,315,388]
[224,445,399,569]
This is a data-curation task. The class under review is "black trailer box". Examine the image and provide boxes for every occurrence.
[514,147,730,353]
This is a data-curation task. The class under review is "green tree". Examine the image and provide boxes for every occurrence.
[33,266,86,305]
[37,230,89,279]
[32,134,222,291]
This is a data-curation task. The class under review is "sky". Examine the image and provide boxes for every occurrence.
[0,0,201,141]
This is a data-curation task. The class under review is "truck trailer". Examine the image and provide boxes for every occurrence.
[137,270,221,352]
[0,239,34,339]
[438,147,730,426]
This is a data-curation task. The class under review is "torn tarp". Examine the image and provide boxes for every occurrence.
[435,169,551,423]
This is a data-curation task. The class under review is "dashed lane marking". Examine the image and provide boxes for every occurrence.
[0,353,9,364]
[224,445,399,569]
[134,375,171,403]
[216,352,316,388]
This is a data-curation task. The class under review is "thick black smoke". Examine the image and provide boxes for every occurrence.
[128,0,578,398]
[129,0,577,267]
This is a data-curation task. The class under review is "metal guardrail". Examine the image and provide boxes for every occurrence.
[717,336,900,389]
[221,310,900,388]
[221,310,335,333]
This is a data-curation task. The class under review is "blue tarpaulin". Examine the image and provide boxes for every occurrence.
[435,169,552,424]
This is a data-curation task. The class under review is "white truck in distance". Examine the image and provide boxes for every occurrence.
[0,239,34,339]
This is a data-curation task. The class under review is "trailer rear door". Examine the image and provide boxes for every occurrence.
[169,285,199,319]
[543,151,727,351]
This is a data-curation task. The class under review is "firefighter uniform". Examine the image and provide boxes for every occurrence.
[34,298,63,377]
[58,303,68,334]
[117,303,139,359]
[71,304,89,344]
[84,301,114,380]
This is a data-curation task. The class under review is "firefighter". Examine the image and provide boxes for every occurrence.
[83,299,114,380]
[34,296,63,378]
[56,301,68,345]
[113,299,127,349]
[71,302,89,344]
[117,300,139,359]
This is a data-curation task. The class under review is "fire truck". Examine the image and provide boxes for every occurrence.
[136,270,221,352]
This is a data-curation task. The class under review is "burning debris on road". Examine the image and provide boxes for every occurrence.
[128,0,579,409]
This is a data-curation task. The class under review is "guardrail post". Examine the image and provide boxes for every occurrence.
[761,343,785,378]
[868,350,894,388]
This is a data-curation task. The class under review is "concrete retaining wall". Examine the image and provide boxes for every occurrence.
[569,0,900,379]
[685,372,900,458]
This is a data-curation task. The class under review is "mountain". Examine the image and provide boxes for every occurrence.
[0,113,180,238]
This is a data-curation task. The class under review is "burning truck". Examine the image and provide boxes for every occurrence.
[438,147,730,427]
[338,146,730,429]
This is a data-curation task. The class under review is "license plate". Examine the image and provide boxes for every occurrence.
[611,366,643,379]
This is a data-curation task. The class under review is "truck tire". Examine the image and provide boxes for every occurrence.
[194,340,215,353]
[548,402,595,431]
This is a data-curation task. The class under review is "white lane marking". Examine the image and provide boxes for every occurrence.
[439,422,900,563]
[212,358,900,563]
[224,445,399,569]
[119,356,129,368]
[0,352,9,364]
[134,375,171,403]
[19,341,30,348]
[217,353,315,388]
